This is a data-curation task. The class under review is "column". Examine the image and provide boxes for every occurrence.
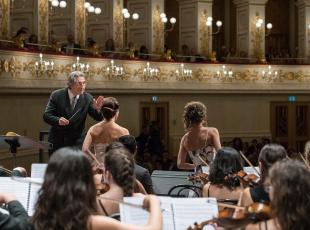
[75,0,86,46]
[0,0,10,39]
[224,0,230,48]
[38,0,49,44]
[296,0,310,59]
[178,0,213,56]
[233,0,268,61]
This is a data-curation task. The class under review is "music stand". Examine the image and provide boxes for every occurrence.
[0,135,50,167]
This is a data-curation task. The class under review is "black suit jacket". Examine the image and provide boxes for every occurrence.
[134,164,153,194]
[43,88,103,152]
[0,201,29,230]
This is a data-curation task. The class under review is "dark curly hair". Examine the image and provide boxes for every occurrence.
[183,101,207,129]
[209,147,243,189]
[32,148,97,230]
[102,144,135,196]
[269,159,310,230]
[258,143,287,182]
[101,97,119,121]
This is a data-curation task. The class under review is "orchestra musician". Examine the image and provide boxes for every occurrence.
[82,97,129,156]
[203,147,244,202]
[246,159,310,230]
[177,101,221,171]
[238,144,287,207]
[31,147,162,230]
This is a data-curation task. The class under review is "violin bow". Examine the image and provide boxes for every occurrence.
[197,155,209,167]
[12,176,168,212]
[0,167,12,175]
[11,176,43,185]
[299,152,310,171]
[239,151,260,176]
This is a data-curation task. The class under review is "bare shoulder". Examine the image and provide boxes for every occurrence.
[90,215,119,230]
[207,127,219,136]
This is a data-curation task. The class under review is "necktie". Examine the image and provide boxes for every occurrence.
[71,96,77,111]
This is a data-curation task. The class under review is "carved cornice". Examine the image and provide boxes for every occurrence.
[1,51,310,92]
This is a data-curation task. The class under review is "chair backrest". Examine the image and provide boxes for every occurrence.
[151,170,193,195]
[167,184,202,197]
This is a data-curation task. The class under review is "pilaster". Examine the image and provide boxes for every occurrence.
[233,0,268,61]
[178,0,213,56]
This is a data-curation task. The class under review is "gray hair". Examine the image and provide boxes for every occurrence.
[67,71,85,88]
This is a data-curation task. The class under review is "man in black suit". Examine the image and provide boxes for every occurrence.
[43,71,104,154]
[118,135,154,194]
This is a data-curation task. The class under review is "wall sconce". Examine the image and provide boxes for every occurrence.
[256,18,273,36]
[72,56,89,72]
[143,62,159,78]
[49,0,67,8]
[175,63,192,80]
[84,2,102,15]
[206,16,222,35]
[216,65,233,79]
[262,65,278,81]
[34,53,55,77]
[106,60,124,79]
[160,13,176,33]
[35,53,54,71]
[122,8,139,49]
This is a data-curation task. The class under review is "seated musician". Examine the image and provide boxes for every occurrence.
[202,147,243,202]
[31,147,162,230]
[119,135,154,194]
[246,159,310,230]
[177,101,221,171]
[238,144,287,207]
[96,143,142,216]
[0,192,29,230]
[82,97,129,155]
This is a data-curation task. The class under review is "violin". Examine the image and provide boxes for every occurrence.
[187,202,271,230]
[225,170,260,188]
[96,183,110,196]
[187,173,209,184]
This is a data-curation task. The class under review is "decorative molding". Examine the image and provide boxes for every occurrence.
[199,9,210,57]
[1,51,310,91]
[75,0,86,46]
[0,0,10,39]
[152,5,164,53]
[38,0,48,44]
[114,0,123,50]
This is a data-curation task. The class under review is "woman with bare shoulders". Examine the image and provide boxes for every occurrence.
[82,97,129,155]
[177,101,221,171]
[246,159,310,230]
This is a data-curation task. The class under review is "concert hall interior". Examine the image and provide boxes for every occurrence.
[0,0,310,230]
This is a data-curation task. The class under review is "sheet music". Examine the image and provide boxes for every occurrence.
[121,197,218,230]
[0,177,29,211]
[121,197,175,230]
[243,166,260,177]
[31,163,47,178]
[172,198,218,230]
[201,166,260,177]
[28,183,41,216]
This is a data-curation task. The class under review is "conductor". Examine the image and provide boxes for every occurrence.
[43,71,104,154]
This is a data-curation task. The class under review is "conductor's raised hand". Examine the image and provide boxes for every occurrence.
[58,117,70,126]
[93,95,104,111]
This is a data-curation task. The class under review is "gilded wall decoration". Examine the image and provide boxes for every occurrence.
[251,13,264,63]
[199,10,210,57]
[1,57,22,78]
[38,0,48,44]
[75,0,86,46]
[152,5,164,53]
[114,0,123,50]
[0,0,10,39]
